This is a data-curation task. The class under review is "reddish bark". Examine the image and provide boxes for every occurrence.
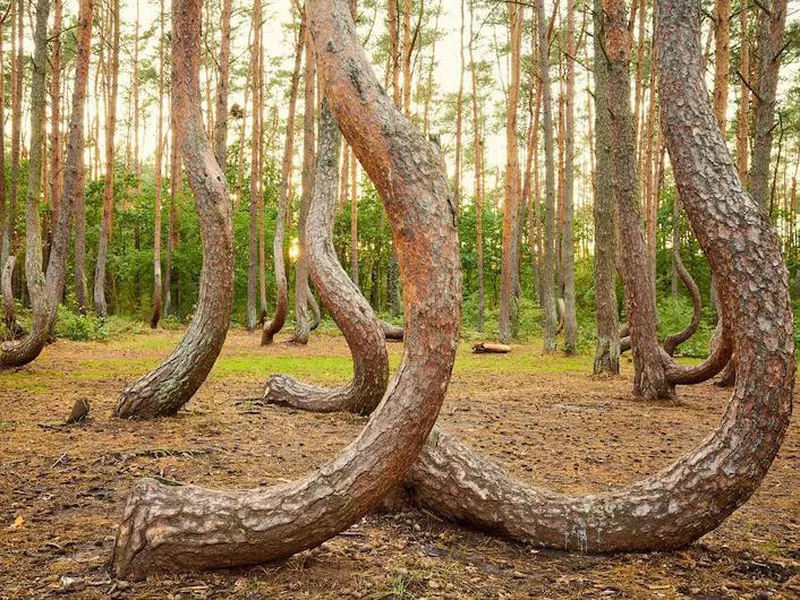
[111,0,460,578]
[113,0,235,419]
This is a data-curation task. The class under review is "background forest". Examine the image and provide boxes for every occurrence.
[0,0,798,355]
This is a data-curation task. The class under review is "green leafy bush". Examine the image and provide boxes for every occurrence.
[55,306,108,342]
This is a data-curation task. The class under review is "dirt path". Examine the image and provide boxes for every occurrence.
[0,330,797,599]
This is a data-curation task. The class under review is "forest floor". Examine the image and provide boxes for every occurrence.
[0,329,798,600]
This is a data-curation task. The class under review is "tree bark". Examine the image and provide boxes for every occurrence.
[561,0,578,354]
[605,0,673,400]
[49,0,63,238]
[247,0,263,331]
[111,0,460,577]
[213,0,232,170]
[592,0,620,376]
[749,0,787,212]
[263,11,305,345]
[536,0,558,352]
[151,0,166,329]
[713,0,731,133]
[264,101,389,415]
[397,0,793,552]
[468,0,484,332]
[292,26,317,344]
[735,3,749,185]
[113,0,235,419]
[93,0,120,317]
[498,2,522,344]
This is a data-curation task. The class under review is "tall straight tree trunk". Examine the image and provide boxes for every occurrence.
[469,0,484,332]
[386,0,402,317]
[350,151,359,286]
[3,0,23,283]
[713,0,731,133]
[561,0,578,354]
[114,0,235,419]
[151,0,166,328]
[94,0,120,316]
[111,0,460,576]
[498,2,522,344]
[537,0,558,352]
[213,0,232,170]
[262,9,304,345]
[247,0,263,331]
[49,0,63,237]
[592,0,620,375]
[292,25,316,344]
[453,0,465,208]
[0,18,6,297]
[605,0,672,400]
[133,0,140,181]
[749,0,787,213]
[736,3,749,184]
[165,116,180,315]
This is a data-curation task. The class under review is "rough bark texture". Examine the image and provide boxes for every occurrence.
[263,12,305,345]
[293,27,317,345]
[213,0,232,170]
[93,0,120,317]
[113,0,235,419]
[749,0,786,212]
[537,0,557,352]
[111,0,460,578]
[561,0,578,354]
[713,0,731,133]
[605,0,673,400]
[264,101,389,415]
[498,2,522,345]
[151,0,165,329]
[395,0,793,552]
[592,0,620,376]
[0,0,54,368]
[735,4,749,185]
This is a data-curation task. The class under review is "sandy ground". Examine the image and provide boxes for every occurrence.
[0,330,797,599]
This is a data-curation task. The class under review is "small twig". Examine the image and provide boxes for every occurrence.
[51,452,68,469]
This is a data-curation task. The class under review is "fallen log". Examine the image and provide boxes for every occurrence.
[472,342,511,354]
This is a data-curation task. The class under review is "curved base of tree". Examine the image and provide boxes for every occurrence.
[715,355,736,387]
[113,0,234,420]
[112,0,460,580]
[662,252,702,356]
[1,257,26,343]
[381,320,404,341]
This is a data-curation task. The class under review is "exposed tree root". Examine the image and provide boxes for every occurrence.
[380,320,404,341]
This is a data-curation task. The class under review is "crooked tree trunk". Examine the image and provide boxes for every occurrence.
[1,0,72,369]
[263,12,304,345]
[111,0,460,577]
[264,101,388,415]
[592,0,620,376]
[605,0,673,400]
[2,257,24,339]
[113,0,235,419]
[396,0,793,551]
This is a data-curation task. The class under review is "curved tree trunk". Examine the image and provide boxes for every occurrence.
[111,0,460,578]
[262,11,304,345]
[592,0,620,376]
[395,0,793,551]
[662,249,702,356]
[1,0,66,369]
[113,0,235,419]
[2,256,24,340]
[264,101,388,415]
